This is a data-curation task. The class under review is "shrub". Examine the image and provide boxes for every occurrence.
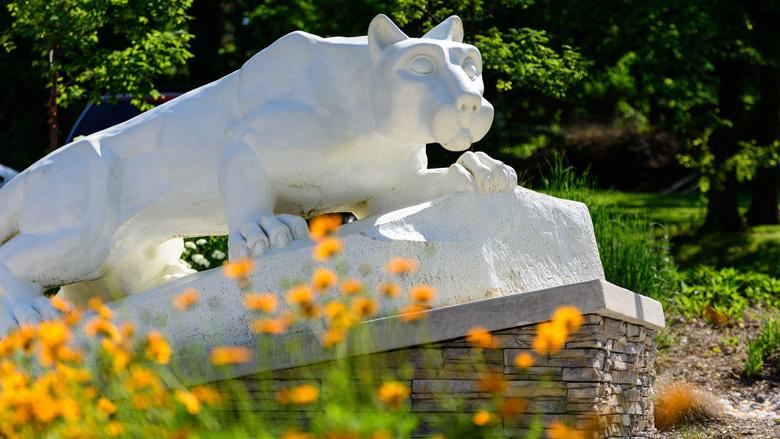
[745,318,780,378]
[654,381,721,430]
[537,155,677,302]
[674,267,780,322]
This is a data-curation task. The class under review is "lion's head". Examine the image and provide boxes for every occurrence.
[368,14,494,152]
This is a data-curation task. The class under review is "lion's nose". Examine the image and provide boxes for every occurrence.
[456,94,482,114]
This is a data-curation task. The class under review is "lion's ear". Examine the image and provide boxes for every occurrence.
[368,14,408,62]
[422,16,464,43]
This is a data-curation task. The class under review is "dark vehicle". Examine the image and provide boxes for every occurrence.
[65,93,181,144]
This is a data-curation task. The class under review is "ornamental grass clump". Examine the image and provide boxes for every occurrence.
[653,381,721,430]
[0,212,598,438]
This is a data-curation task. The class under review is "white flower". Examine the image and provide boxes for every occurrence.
[196,238,207,246]
[211,250,226,260]
[191,254,210,268]
[185,241,197,250]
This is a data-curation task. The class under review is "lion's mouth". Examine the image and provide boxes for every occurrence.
[434,101,494,152]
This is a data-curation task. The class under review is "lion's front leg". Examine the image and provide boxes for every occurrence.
[365,151,517,216]
[219,142,309,260]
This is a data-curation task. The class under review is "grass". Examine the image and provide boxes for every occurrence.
[653,381,721,431]
[745,318,780,379]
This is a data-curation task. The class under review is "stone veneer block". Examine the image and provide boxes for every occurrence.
[178,280,662,438]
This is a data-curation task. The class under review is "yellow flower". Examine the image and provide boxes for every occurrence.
[128,365,160,390]
[223,258,255,279]
[308,214,342,240]
[102,339,131,371]
[399,303,430,322]
[244,292,278,313]
[552,306,583,334]
[514,352,534,369]
[89,297,114,320]
[106,421,125,437]
[313,238,342,261]
[379,282,400,298]
[84,316,122,342]
[548,421,584,439]
[340,278,364,295]
[145,331,171,365]
[311,268,338,291]
[410,285,435,304]
[385,257,418,275]
[250,318,288,335]
[533,321,568,355]
[378,381,410,410]
[176,389,202,414]
[97,397,117,415]
[466,326,498,349]
[472,410,492,426]
[38,320,71,366]
[351,297,378,319]
[210,346,252,366]
[173,288,199,310]
[277,384,319,405]
[320,328,346,348]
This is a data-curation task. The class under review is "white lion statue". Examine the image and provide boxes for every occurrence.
[0,14,516,335]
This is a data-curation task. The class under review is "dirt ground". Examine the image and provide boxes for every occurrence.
[654,309,780,438]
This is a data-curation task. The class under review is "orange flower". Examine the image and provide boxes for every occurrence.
[548,421,584,439]
[89,297,114,320]
[85,317,122,342]
[250,318,288,335]
[313,238,342,261]
[320,328,346,348]
[379,282,400,298]
[473,410,492,426]
[210,346,252,366]
[244,292,278,313]
[97,397,117,415]
[499,397,528,418]
[50,296,72,313]
[145,331,171,365]
[192,385,222,405]
[378,381,410,410]
[106,421,125,437]
[311,268,338,291]
[410,285,435,304]
[466,327,499,349]
[340,278,363,295]
[351,297,378,319]
[223,258,255,279]
[385,257,419,275]
[176,390,201,414]
[286,285,314,305]
[399,303,430,322]
[308,214,342,240]
[552,306,583,334]
[477,372,507,394]
[514,352,534,369]
[282,430,316,439]
[533,321,568,355]
[278,384,319,405]
[173,288,199,311]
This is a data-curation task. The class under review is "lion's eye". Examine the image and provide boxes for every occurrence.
[408,56,435,75]
[463,58,479,80]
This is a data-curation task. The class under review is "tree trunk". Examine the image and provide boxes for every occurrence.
[747,65,780,225]
[46,48,59,152]
[703,60,744,232]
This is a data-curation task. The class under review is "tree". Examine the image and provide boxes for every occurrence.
[1,0,193,151]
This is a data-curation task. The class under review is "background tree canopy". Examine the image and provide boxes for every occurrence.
[1,0,779,231]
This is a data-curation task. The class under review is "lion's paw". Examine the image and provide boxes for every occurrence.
[456,151,518,195]
[228,214,309,260]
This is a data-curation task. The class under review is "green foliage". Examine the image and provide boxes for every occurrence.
[182,236,228,271]
[2,0,193,110]
[536,156,677,302]
[745,318,780,378]
[674,267,780,321]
